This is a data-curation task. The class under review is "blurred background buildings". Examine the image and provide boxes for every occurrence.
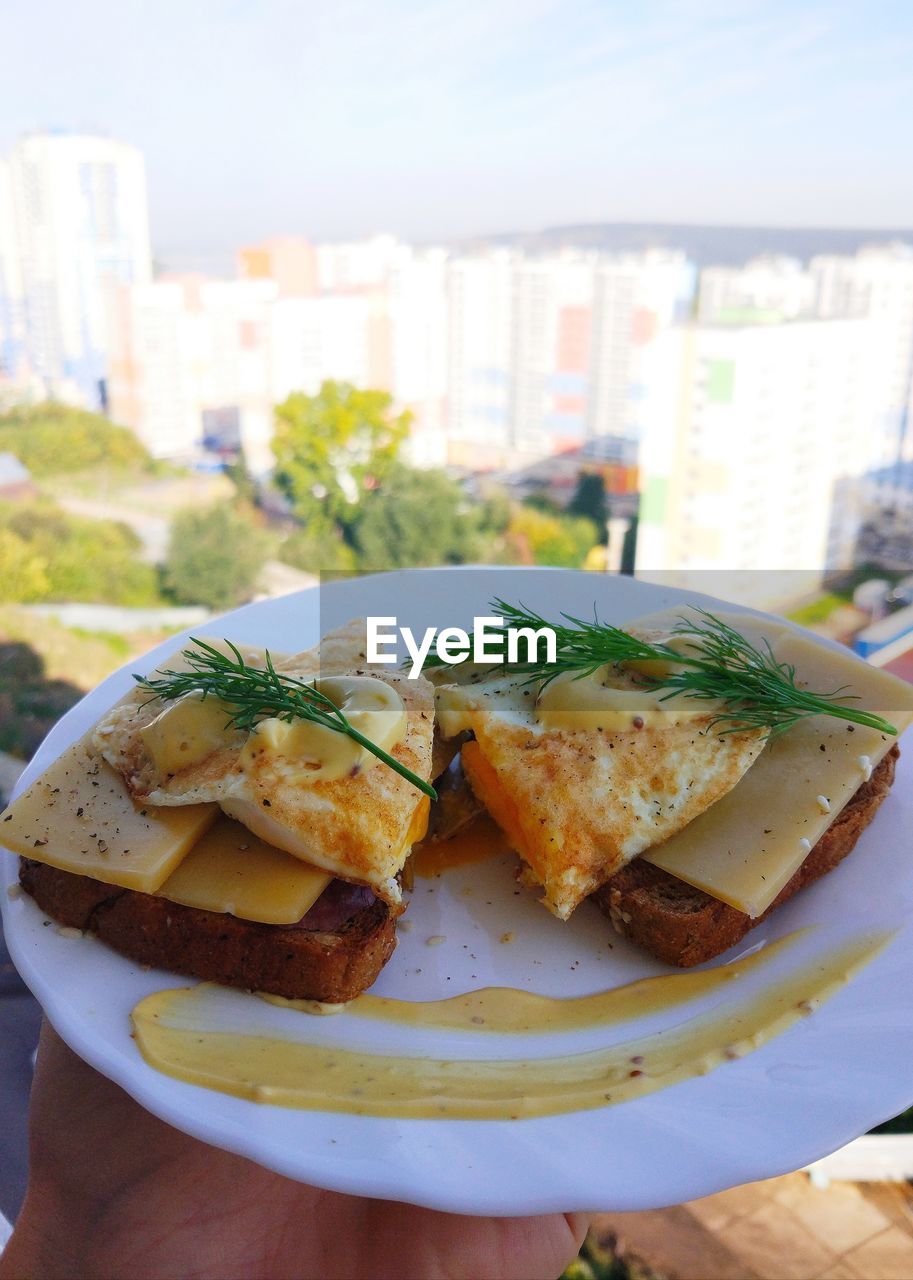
[1,130,913,591]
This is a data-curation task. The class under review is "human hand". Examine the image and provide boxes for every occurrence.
[1,1022,589,1280]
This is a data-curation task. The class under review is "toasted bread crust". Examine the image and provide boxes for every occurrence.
[18,861,396,1002]
[593,745,899,966]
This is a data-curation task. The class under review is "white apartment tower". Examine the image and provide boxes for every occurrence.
[109,277,278,468]
[587,250,694,444]
[697,255,813,323]
[509,254,594,458]
[7,132,152,409]
[446,252,514,468]
[0,158,30,399]
[810,245,913,475]
[636,315,873,589]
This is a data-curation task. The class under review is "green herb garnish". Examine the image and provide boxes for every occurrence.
[134,638,436,798]
[425,599,898,738]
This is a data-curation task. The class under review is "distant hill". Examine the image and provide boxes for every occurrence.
[460,222,913,266]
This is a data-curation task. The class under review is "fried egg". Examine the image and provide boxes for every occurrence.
[435,614,767,920]
[92,622,435,904]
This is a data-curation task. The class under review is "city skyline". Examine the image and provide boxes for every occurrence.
[2,127,912,585]
[2,0,913,271]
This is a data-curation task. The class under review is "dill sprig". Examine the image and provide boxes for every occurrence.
[426,599,898,738]
[134,638,436,798]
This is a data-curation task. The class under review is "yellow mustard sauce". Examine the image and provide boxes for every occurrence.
[265,928,805,1032]
[131,929,889,1119]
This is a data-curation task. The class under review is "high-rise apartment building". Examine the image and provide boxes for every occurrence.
[109,277,277,468]
[5,133,152,409]
[810,245,913,474]
[446,252,515,468]
[387,247,449,467]
[443,249,691,469]
[315,234,401,292]
[697,255,813,323]
[636,315,873,586]
[508,253,594,458]
[587,250,694,444]
[0,158,30,401]
[270,294,374,403]
[237,236,318,296]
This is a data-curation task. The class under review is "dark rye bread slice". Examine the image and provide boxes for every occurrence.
[593,744,899,967]
[18,861,396,1002]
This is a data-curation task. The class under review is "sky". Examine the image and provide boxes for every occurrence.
[2,0,912,269]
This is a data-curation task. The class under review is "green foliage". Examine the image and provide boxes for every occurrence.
[506,505,600,568]
[0,402,149,476]
[787,592,850,626]
[568,472,609,529]
[280,524,358,575]
[871,1105,913,1135]
[272,382,410,528]
[620,514,638,575]
[349,465,483,569]
[0,528,50,602]
[560,1231,631,1280]
[522,491,561,514]
[0,500,160,605]
[476,490,512,540]
[224,458,258,506]
[164,504,273,611]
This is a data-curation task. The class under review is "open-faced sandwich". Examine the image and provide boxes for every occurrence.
[4,597,912,1004]
[430,601,913,964]
[3,621,437,1001]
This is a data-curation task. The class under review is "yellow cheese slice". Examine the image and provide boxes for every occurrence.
[625,606,792,650]
[1,735,217,892]
[158,815,332,925]
[643,632,913,916]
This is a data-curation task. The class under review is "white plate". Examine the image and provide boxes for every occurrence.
[3,568,913,1215]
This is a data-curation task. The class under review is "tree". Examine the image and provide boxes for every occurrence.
[350,465,482,569]
[280,525,358,575]
[620,515,638,575]
[164,505,273,611]
[272,382,411,529]
[0,402,149,476]
[567,472,609,530]
[1,500,160,605]
[505,505,600,568]
[0,528,49,602]
[522,491,561,515]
